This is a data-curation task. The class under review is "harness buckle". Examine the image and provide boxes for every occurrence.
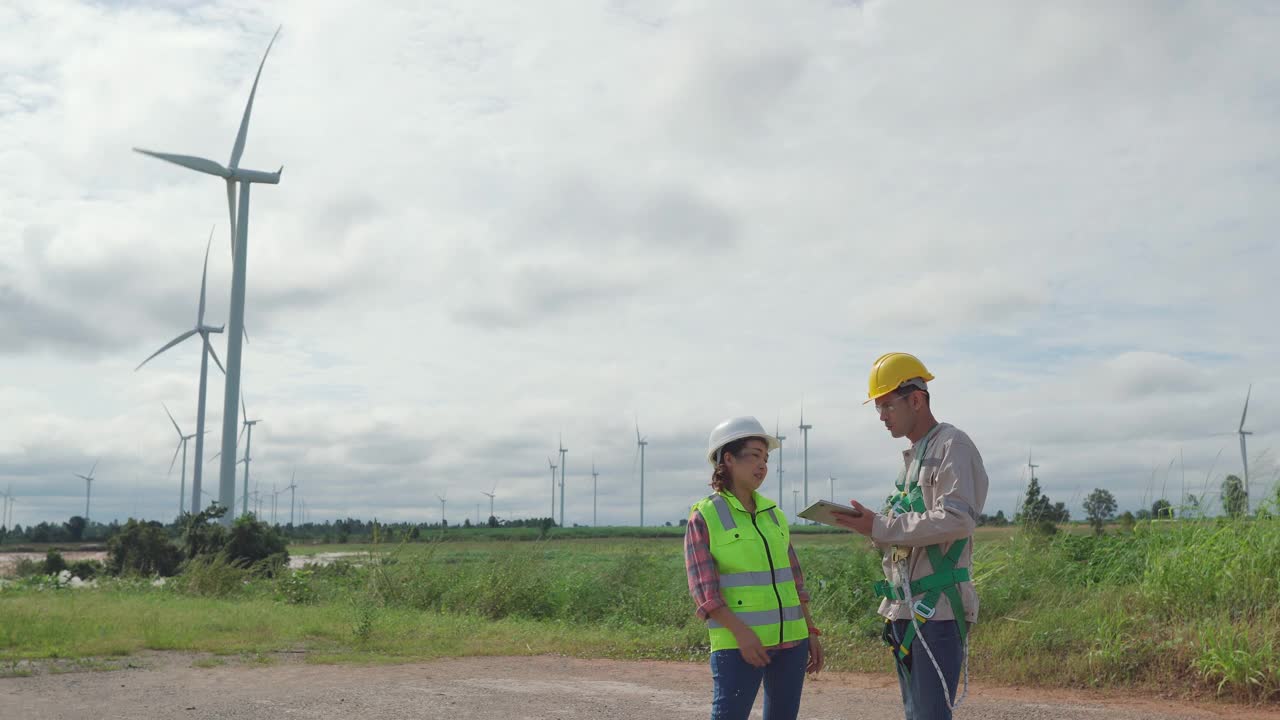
[912,599,936,620]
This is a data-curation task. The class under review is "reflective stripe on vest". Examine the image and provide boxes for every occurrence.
[707,605,804,629]
[719,567,795,588]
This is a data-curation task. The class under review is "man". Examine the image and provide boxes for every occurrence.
[832,352,989,720]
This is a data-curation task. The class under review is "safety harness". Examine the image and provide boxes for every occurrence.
[873,423,971,708]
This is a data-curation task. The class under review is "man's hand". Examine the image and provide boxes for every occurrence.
[831,499,876,537]
[734,628,771,668]
[807,636,824,674]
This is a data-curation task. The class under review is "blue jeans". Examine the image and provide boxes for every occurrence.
[709,639,808,720]
[890,620,963,720]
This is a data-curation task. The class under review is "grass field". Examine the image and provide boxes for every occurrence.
[2,521,1277,702]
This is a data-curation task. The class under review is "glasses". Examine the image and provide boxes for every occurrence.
[873,395,915,415]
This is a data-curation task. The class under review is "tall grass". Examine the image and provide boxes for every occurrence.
[3,520,1277,700]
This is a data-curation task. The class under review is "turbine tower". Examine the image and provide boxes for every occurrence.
[134,27,284,526]
[591,461,599,527]
[136,230,225,514]
[558,435,567,527]
[636,421,648,527]
[547,457,558,521]
[74,461,98,525]
[437,491,448,526]
[163,403,199,516]
[829,475,835,502]
[798,406,812,521]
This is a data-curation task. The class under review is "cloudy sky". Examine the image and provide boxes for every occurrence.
[2,1,1277,529]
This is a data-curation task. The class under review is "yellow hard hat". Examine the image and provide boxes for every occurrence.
[865,352,935,403]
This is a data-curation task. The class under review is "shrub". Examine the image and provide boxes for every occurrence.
[107,519,183,577]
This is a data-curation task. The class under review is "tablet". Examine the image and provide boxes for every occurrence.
[797,499,863,528]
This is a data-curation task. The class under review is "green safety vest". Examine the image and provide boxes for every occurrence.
[693,491,808,652]
[874,424,971,674]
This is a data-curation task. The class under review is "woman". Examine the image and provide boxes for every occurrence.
[685,416,824,720]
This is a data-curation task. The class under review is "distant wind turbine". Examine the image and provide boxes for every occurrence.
[74,461,98,525]
[636,421,648,527]
[547,457,558,520]
[591,461,599,527]
[437,491,448,526]
[1237,385,1254,513]
[798,405,812,521]
[481,481,497,523]
[162,403,199,516]
[239,392,261,517]
[134,26,284,525]
[774,417,787,503]
[558,434,567,527]
[286,469,298,526]
[135,229,224,514]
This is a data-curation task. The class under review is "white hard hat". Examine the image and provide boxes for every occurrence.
[707,416,780,466]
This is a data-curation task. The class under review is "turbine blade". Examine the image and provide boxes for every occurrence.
[169,441,182,475]
[135,329,198,371]
[208,451,221,464]
[162,402,182,436]
[243,325,250,345]
[229,26,281,170]
[1240,384,1252,431]
[133,149,230,178]
[198,226,214,325]
[89,460,98,478]
[241,390,248,424]
[204,335,226,374]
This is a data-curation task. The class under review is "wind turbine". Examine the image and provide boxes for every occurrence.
[792,488,799,519]
[558,434,567,527]
[547,457,558,521]
[1237,385,1254,513]
[74,461,98,525]
[636,421,648,527]
[829,475,835,502]
[481,481,497,523]
[163,403,199,516]
[134,27,284,526]
[239,392,261,517]
[798,405,812,521]
[286,469,298,527]
[437,491,448,526]
[1,485,12,531]
[136,229,225,514]
[591,461,599,527]
[774,417,787,504]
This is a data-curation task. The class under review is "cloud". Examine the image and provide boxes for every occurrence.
[0,1,1277,528]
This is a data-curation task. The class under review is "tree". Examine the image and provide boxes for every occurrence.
[65,516,87,542]
[107,519,183,577]
[1119,511,1136,531]
[1221,475,1248,518]
[1083,488,1117,535]
[1151,499,1173,519]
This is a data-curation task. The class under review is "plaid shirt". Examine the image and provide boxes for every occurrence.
[684,507,811,649]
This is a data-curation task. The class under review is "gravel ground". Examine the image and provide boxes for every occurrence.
[2,653,1276,720]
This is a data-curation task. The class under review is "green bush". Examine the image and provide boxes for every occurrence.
[43,550,68,576]
[174,554,251,597]
[107,519,183,577]
[68,559,103,580]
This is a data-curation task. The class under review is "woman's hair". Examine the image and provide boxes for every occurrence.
[710,436,756,492]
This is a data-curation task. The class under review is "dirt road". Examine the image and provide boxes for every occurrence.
[2,653,1275,720]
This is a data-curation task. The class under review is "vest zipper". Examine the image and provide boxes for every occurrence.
[749,510,785,646]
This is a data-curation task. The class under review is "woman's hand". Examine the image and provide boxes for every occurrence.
[807,635,825,674]
[734,628,771,668]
